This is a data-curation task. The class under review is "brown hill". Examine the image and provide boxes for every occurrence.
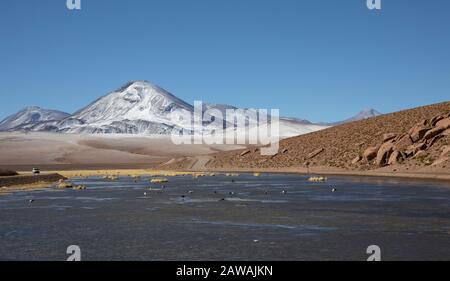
[205,102,450,174]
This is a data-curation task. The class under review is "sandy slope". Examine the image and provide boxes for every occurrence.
[0,132,245,171]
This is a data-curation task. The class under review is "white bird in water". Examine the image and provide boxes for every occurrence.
[332,188,337,193]
[144,192,147,197]
[281,190,287,195]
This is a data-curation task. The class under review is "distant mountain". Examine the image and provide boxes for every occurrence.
[0,106,70,131]
[319,108,382,126]
[0,81,332,137]
[339,108,382,124]
[203,103,325,137]
[279,117,313,125]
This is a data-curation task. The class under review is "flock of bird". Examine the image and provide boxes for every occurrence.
[27,176,338,204]
[141,178,338,202]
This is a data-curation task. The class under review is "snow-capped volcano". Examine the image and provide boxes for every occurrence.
[0,106,69,131]
[73,81,193,125]
[58,81,195,134]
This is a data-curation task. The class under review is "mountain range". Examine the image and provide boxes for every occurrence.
[0,81,381,137]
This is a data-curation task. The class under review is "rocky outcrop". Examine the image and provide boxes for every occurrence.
[443,129,450,136]
[240,149,251,157]
[409,125,431,142]
[364,146,378,162]
[382,133,397,142]
[423,127,446,140]
[307,148,324,159]
[436,118,450,129]
[414,150,427,159]
[351,156,362,164]
[388,150,402,165]
[406,142,426,155]
[376,140,395,167]
[431,115,445,126]
[362,112,450,168]
[394,134,413,151]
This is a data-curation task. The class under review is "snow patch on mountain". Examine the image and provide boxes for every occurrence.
[0,106,70,131]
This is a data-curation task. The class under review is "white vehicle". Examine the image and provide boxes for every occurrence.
[32,168,41,174]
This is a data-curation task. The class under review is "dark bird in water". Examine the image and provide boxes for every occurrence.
[28,199,34,203]
[231,179,235,183]
[214,191,218,194]
[219,198,225,202]
[229,191,235,196]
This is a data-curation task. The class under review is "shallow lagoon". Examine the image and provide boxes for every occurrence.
[0,173,449,261]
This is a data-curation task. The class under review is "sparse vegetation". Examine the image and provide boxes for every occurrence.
[151,178,169,183]
[56,180,73,189]
[307,176,328,182]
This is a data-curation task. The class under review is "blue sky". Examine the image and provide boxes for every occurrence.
[0,0,449,122]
